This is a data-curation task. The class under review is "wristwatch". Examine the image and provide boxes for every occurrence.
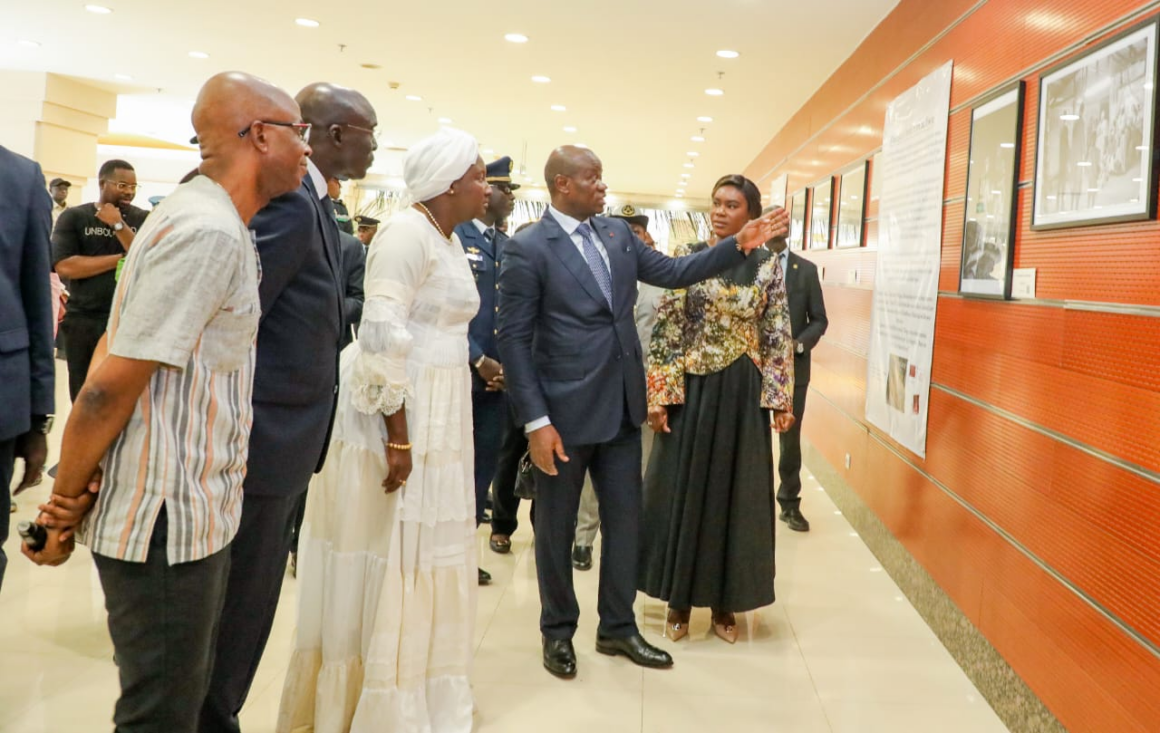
[113,221,124,232]
[473,355,487,369]
[31,415,54,435]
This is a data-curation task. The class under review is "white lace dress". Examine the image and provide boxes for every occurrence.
[277,207,480,733]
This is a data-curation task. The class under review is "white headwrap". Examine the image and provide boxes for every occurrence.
[404,127,479,203]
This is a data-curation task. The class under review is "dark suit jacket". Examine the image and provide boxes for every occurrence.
[498,211,748,446]
[0,146,55,442]
[245,173,344,496]
[338,231,365,349]
[785,251,828,386]
[454,220,507,392]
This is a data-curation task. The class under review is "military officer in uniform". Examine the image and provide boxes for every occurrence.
[454,155,519,585]
[354,215,379,247]
[327,177,355,234]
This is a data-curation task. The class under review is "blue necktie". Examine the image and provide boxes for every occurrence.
[576,222,612,307]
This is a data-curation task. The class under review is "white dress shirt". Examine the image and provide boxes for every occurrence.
[306,159,328,201]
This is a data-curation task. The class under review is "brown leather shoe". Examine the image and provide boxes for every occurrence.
[666,608,691,641]
[713,610,738,644]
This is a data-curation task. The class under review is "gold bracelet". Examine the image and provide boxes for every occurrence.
[385,441,412,451]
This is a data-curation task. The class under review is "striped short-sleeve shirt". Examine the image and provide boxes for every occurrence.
[79,176,261,565]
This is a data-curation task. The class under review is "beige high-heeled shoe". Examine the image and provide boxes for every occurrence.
[712,610,738,644]
[666,608,691,641]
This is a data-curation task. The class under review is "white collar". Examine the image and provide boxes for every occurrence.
[473,219,490,235]
[548,205,589,235]
[305,159,327,201]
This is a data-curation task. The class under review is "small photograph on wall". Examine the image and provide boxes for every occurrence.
[887,353,908,412]
[961,83,1024,298]
[836,163,868,248]
[1033,19,1160,229]
[789,189,808,250]
[809,179,832,249]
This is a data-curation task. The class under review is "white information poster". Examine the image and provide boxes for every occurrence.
[864,61,953,458]
[769,173,788,209]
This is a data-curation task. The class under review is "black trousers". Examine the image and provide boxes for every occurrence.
[199,492,301,733]
[471,389,506,525]
[535,416,641,640]
[60,312,107,401]
[490,401,528,537]
[94,508,231,733]
[777,385,810,512]
[0,439,14,593]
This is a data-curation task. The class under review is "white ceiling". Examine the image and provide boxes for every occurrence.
[0,0,899,199]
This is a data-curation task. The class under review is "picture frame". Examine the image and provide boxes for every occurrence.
[1032,18,1160,230]
[809,178,833,250]
[769,173,788,209]
[788,189,808,250]
[961,82,1025,299]
[835,162,868,248]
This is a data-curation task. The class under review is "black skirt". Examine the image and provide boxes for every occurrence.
[638,356,775,612]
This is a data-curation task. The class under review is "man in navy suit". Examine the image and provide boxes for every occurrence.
[0,145,55,593]
[498,145,787,678]
[454,155,519,584]
[199,83,378,733]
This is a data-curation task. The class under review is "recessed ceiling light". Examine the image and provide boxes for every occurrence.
[691,135,705,142]
[188,51,209,59]
[114,73,133,81]
[687,151,699,157]
[563,126,577,133]
[716,50,739,59]
[505,33,529,43]
[18,39,41,48]
[85,4,113,13]
[550,104,566,112]
[676,189,685,194]
[683,163,695,169]
[438,117,452,124]
[295,18,320,27]
[697,116,713,123]
[681,173,690,178]
[532,75,551,83]
[406,95,423,101]
[705,88,724,96]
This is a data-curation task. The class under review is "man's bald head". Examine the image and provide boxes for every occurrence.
[295,82,378,181]
[192,71,299,154]
[544,145,607,220]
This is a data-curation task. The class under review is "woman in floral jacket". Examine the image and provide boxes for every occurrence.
[639,174,795,644]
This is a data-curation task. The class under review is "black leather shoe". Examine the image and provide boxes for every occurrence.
[478,568,492,585]
[595,633,673,669]
[542,637,577,679]
[571,545,593,571]
[779,508,811,532]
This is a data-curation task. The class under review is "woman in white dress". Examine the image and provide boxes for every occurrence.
[277,128,490,733]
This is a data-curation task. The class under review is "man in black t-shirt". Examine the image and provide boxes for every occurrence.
[52,159,148,400]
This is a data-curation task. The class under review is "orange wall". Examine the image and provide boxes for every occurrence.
[745,1,1160,731]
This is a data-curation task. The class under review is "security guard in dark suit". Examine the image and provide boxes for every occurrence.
[454,155,518,584]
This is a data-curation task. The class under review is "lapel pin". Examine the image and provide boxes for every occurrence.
[793,263,799,269]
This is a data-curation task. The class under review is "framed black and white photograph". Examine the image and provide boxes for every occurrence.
[961,83,1025,298]
[836,163,868,248]
[788,189,808,250]
[809,179,832,249]
[1033,18,1160,230]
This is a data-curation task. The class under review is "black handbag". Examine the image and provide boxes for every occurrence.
[514,450,538,500]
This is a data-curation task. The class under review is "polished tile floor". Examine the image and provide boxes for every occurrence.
[0,367,1010,732]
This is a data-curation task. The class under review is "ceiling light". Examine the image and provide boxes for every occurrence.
[716,50,739,59]
[705,88,724,96]
[681,173,690,178]
[691,135,705,142]
[438,117,452,124]
[295,18,320,27]
[114,73,133,81]
[551,104,566,112]
[482,147,494,154]
[505,33,529,43]
[532,75,551,83]
[687,151,699,157]
[406,95,422,101]
[18,39,41,48]
[697,116,713,123]
[188,51,209,59]
[683,163,695,168]
[677,189,685,194]
[85,4,113,13]
[563,126,577,133]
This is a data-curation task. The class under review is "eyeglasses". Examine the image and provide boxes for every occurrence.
[337,122,381,141]
[237,120,312,142]
[109,182,138,192]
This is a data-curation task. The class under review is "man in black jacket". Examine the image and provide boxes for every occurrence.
[766,229,828,532]
[199,82,377,733]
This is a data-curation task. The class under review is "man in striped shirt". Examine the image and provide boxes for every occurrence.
[25,71,312,733]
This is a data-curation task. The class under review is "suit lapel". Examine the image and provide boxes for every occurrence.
[304,176,344,319]
[542,213,611,312]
